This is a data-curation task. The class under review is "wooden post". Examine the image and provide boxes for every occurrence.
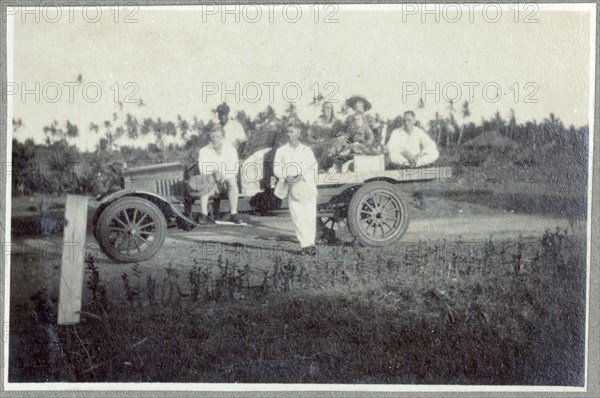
[57,195,89,325]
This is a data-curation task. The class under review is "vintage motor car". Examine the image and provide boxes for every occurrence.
[92,155,452,263]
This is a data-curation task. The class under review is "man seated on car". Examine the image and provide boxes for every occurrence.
[385,110,439,168]
[193,125,242,225]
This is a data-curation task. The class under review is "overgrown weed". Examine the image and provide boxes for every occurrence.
[37,231,587,384]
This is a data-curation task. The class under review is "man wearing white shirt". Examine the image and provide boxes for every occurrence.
[197,126,241,225]
[385,111,439,167]
[274,123,319,255]
[216,103,247,156]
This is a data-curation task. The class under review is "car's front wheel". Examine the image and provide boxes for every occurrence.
[96,197,167,263]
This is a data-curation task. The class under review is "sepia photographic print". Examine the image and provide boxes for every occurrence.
[1,1,599,396]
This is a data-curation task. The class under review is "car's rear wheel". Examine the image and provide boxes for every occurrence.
[347,181,409,247]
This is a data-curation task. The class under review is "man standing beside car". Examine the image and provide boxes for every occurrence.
[273,122,319,255]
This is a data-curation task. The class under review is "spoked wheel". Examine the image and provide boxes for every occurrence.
[96,197,167,263]
[319,216,347,231]
[347,182,409,247]
[317,215,351,243]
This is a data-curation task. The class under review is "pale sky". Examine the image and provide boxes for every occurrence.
[9,4,595,151]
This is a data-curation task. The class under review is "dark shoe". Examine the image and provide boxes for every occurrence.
[198,214,216,225]
[228,213,243,224]
[300,245,317,256]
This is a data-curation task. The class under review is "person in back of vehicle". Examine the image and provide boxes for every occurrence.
[385,110,439,168]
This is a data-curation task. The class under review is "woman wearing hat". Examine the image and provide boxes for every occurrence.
[344,95,373,124]
[273,122,319,255]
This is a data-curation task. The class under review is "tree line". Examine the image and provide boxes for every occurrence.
[11,100,589,196]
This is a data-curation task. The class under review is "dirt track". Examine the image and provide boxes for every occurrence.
[9,195,581,303]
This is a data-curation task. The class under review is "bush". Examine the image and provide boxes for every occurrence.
[25,233,585,385]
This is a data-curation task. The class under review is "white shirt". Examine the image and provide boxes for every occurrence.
[386,126,439,166]
[273,143,318,199]
[221,119,247,152]
[198,143,239,182]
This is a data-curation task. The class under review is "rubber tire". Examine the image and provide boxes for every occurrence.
[347,181,409,247]
[96,197,167,263]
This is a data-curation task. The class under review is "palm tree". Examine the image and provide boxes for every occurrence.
[65,120,79,141]
[42,120,78,144]
[461,101,471,119]
[256,105,276,125]
[447,99,456,114]
[164,120,177,143]
[457,101,471,144]
[176,115,190,142]
[285,102,297,118]
[447,113,459,147]
[103,120,114,150]
[310,92,325,106]
[125,114,139,140]
[89,122,99,135]
[140,117,154,136]
[191,116,203,134]
[12,118,23,132]
[43,120,62,144]
[429,112,442,145]
[152,117,167,149]
[114,126,125,145]
[506,109,517,141]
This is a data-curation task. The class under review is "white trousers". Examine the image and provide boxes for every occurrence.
[288,194,317,248]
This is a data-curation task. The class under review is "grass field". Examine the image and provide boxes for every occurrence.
[9,229,586,385]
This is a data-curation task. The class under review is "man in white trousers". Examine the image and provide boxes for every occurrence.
[195,126,242,225]
[385,110,439,168]
[273,123,319,256]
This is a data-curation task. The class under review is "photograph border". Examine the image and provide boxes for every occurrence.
[1,1,598,397]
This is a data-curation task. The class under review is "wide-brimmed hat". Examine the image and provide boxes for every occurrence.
[289,179,312,202]
[346,95,372,112]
